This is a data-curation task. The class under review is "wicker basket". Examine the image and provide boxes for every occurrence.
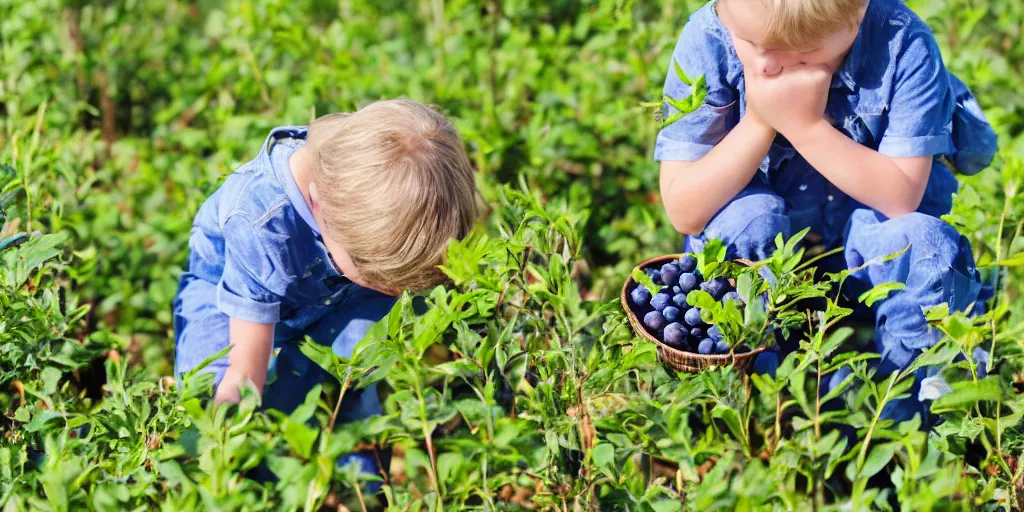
[620,254,767,374]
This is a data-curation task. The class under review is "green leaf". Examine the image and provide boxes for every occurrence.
[299,338,350,385]
[858,442,897,479]
[820,327,854,357]
[41,366,62,395]
[982,252,1024,267]
[631,267,660,294]
[282,420,318,460]
[931,377,1003,412]
[591,443,615,469]
[672,59,692,85]
[711,403,745,443]
[858,282,906,307]
[437,452,464,484]
[25,410,64,433]
[181,345,233,381]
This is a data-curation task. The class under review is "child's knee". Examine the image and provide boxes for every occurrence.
[846,210,965,267]
[846,211,979,308]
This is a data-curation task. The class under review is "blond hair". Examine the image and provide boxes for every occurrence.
[761,0,866,50]
[307,99,479,292]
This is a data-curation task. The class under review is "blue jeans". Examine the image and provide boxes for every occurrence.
[174,275,395,490]
[686,182,981,423]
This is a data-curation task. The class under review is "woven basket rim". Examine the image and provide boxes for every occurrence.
[620,254,767,366]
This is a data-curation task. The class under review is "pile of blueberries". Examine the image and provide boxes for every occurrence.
[629,254,745,355]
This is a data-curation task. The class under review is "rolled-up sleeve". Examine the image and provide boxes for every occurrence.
[877,31,955,158]
[217,215,282,324]
[654,13,739,162]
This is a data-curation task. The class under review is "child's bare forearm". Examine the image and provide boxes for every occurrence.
[215,318,275,403]
[660,114,777,235]
[788,120,931,218]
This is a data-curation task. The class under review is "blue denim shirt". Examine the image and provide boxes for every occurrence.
[655,0,997,181]
[185,126,386,341]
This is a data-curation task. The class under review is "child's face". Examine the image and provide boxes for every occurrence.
[309,183,397,296]
[719,0,863,77]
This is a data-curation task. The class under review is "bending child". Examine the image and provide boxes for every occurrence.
[173,99,479,482]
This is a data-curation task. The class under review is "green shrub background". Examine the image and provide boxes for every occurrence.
[2,0,1023,510]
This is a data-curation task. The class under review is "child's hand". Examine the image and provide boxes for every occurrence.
[214,367,261,404]
[745,64,832,142]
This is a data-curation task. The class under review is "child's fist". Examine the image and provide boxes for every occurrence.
[745,64,832,141]
[214,368,261,405]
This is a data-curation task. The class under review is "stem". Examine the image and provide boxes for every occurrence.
[354,481,368,512]
[988,200,1009,374]
[773,392,782,450]
[415,383,442,510]
[856,374,897,475]
[327,376,351,431]
[793,246,845,274]
[814,357,822,443]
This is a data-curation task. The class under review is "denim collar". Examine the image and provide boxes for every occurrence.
[265,126,350,279]
[831,0,873,91]
[265,126,320,236]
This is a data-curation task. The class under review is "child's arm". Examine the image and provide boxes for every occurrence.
[656,10,763,235]
[660,110,776,234]
[747,65,931,218]
[788,119,931,218]
[746,31,956,218]
[213,216,285,404]
[214,318,275,404]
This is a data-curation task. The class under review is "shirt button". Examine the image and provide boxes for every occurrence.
[827,195,835,202]
[799,184,808,191]
[324,299,331,306]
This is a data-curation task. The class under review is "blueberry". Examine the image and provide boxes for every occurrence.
[651,293,672,311]
[651,270,661,284]
[679,254,698,273]
[660,264,680,289]
[644,310,666,331]
[663,323,686,347]
[672,285,681,294]
[663,306,680,323]
[684,307,703,327]
[697,338,714,355]
[672,293,688,307]
[703,277,728,300]
[690,327,704,340]
[678,273,699,293]
[631,285,652,306]
[707,324,722,340]
[721,291,743,305]
[715,339,731,354]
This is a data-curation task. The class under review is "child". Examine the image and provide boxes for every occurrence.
[173,99,479,480]
[656,0,997,421]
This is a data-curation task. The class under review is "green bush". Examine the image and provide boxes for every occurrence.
[2,0,1024,510]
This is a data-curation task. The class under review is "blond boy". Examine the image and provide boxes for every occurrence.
[656,0,996,422]
[173,99,478,483]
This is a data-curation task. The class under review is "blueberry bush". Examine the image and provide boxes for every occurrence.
[2,0,1024,510]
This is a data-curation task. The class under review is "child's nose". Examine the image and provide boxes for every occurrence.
[756,55,783,76]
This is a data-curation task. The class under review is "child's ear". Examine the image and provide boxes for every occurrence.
[308,182,320,214]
